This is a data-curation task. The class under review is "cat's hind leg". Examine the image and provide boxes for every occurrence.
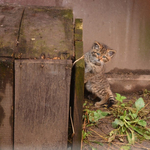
[95,88,115,108]
[107,88,115,108]
[94,95,108,107]
[93,89,109,107]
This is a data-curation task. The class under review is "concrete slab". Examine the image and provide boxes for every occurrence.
[107,75,150,94]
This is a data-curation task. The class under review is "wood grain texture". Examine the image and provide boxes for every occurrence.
[0,5,73,59]
[74,19,83,41]
[14,59,72,150]
[0,5,23,57]
[0,58,13,150]
[72,18,84,150]
[17,7,73,59]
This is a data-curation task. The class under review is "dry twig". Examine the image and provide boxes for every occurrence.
[72,55,84,66]
[89,128,108,141]
[138,102,150,113]
[70,107,75,137]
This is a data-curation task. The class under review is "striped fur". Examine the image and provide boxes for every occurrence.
[84,42,116,108]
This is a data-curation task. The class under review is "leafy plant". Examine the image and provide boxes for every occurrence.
[84,109,110,123]
[115,93,126,103]
[143,89,150,97]
[109,93,150,145]
[82,101,109,148]
[83,101,110,124]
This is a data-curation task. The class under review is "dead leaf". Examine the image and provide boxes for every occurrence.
[53,57,60,60]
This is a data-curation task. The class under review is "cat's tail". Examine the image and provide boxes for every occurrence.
[72,55,84,66]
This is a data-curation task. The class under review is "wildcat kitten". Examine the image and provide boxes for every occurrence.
[84,42,116,108]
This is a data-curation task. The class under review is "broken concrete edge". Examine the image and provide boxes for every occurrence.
[107,75,150,94]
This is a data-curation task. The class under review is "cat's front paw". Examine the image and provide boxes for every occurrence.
[95,102,101,108]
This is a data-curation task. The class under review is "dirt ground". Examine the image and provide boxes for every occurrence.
[82,91,150,150]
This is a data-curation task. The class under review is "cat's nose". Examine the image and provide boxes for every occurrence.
[98,56,102,60]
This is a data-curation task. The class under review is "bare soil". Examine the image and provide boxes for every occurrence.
[82,91,150,150]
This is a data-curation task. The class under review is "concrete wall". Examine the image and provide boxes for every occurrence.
[0,0,150,72]
[63,0,150,72]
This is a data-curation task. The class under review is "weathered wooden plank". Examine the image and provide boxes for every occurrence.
[0,5,23,57]
[14,59,72,150]
[72,18,84,150]
[0,5,74,59]
[0,58,13,150]
[16,7,73,59]
[72,41,84,150]
[74,19,83,41]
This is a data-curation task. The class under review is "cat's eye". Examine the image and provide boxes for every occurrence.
[97,53,100,56]
[103,56,106,58]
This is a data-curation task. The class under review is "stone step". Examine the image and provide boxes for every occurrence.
[107,75,150,93]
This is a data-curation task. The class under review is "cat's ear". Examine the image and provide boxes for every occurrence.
[107,50,116,58]
[92,42,103,50]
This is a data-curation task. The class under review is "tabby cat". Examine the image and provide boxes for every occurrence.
[84,42,116,108]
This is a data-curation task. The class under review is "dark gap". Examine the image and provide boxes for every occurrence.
[13,61,15,150]
[0,56,13,58]
[67,65,75,149]
[68,23,76,149]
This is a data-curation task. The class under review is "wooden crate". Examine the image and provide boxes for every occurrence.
[0,58,13,150]
[0,5,84,150]
[14,59,71,150]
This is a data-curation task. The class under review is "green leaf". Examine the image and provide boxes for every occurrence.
[135,98,145,111]
[88,110,109,123]
[109,130,115,136]
[121,126,126,133]
[144,134,150,140]
[129,118,139,124]
[126,131,132,144]
[130,125,144,136]
[99,110,110,116]
[87,123,95,127]
[126,131,135,145]
[123,110,127,116]
[83,108,91,112]
[115,93,122,102]
[82,130,87,140]
[121,103,125,107]
[83,101,87,107]
[82,130,91,140]
[116,93,121,98]
[91,147,97,150]
[131,113,138,119]
[112,119,124,128]
[120,145,131,150]
[125,116,131,120]
[121,96,127,100]
[138,120,147,127]
[115,93,126,103]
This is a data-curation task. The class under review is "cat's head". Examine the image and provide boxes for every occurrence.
[90,41,116,65]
